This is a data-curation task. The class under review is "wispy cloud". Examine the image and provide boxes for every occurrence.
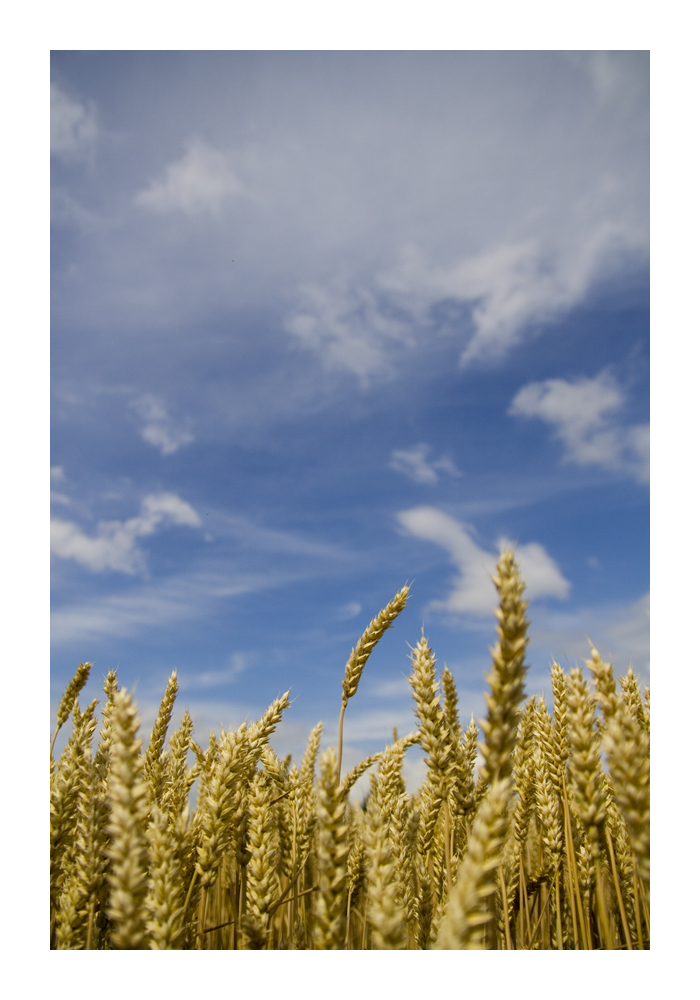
[178,652,253,691]
[337,601,362,621]
[130,394,194,456]
[284,280,408,384]
[423,227,640,367]
[397,506,570,617]
[284,202,647,382]
[50,503,350,646]
[135,138,245,215]
[51,84,98,163]
[337,707,419,745]
[50,466,71,506]
[50,493,202,574]
[528,592,650,683]
[213,511,351,561]
[52,55,648,375]
[566,51,648,110]
[508,369,649,482]
[389,443,461,484]
[50,566,301,646]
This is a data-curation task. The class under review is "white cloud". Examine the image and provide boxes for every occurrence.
[385,215,643,367]
[50,466,70,505]
[53,55,648,378]
[337,601,362,621]
[130,394,194,456]
[397,506,570,617]
[135,138,245,215]
[389,443,461,484]
[497,536,571,602]
[509,370,649,482]
[50,492,202,574]
[284,280,407,384]
[439,230,631,367]
[51,84,98,162]
[284,209,645,380]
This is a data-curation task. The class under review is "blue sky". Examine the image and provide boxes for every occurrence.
[50,51,649,790]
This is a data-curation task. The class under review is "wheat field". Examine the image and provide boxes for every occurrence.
[50,550,649,949]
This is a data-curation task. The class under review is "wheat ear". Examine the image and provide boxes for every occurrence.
[162,709,195,824]
[106,688,150,949]
[479,550,529,786]
[620,666,646,732]
[603,698,650,888]
[565,667,613,947]
[93,670,119,785]
[245,771,280,947]
[51,662,92,762]
[145,804,185,949]
[565,668,607,858]
[313,747,349,948]
[53,701,100,949]
[436,777,512,948]
[437,549,529,948]
[337,584,410,781]
[364,790,407,949]
[409,632,453,858]
[144,670,179,804]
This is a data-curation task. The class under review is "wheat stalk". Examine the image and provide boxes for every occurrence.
[313,747,348,948]
[106,688,150,949]
[437,777,512,949]
[144,670,179,805]
[51,661,92,763]
[364,790,407,949]
[479,550,529,785]
[337,584,410,781]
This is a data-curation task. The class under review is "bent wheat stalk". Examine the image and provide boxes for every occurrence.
[337,584,410,782]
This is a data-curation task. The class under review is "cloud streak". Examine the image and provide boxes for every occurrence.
[50,566,302,646]
[178,652,253,691]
